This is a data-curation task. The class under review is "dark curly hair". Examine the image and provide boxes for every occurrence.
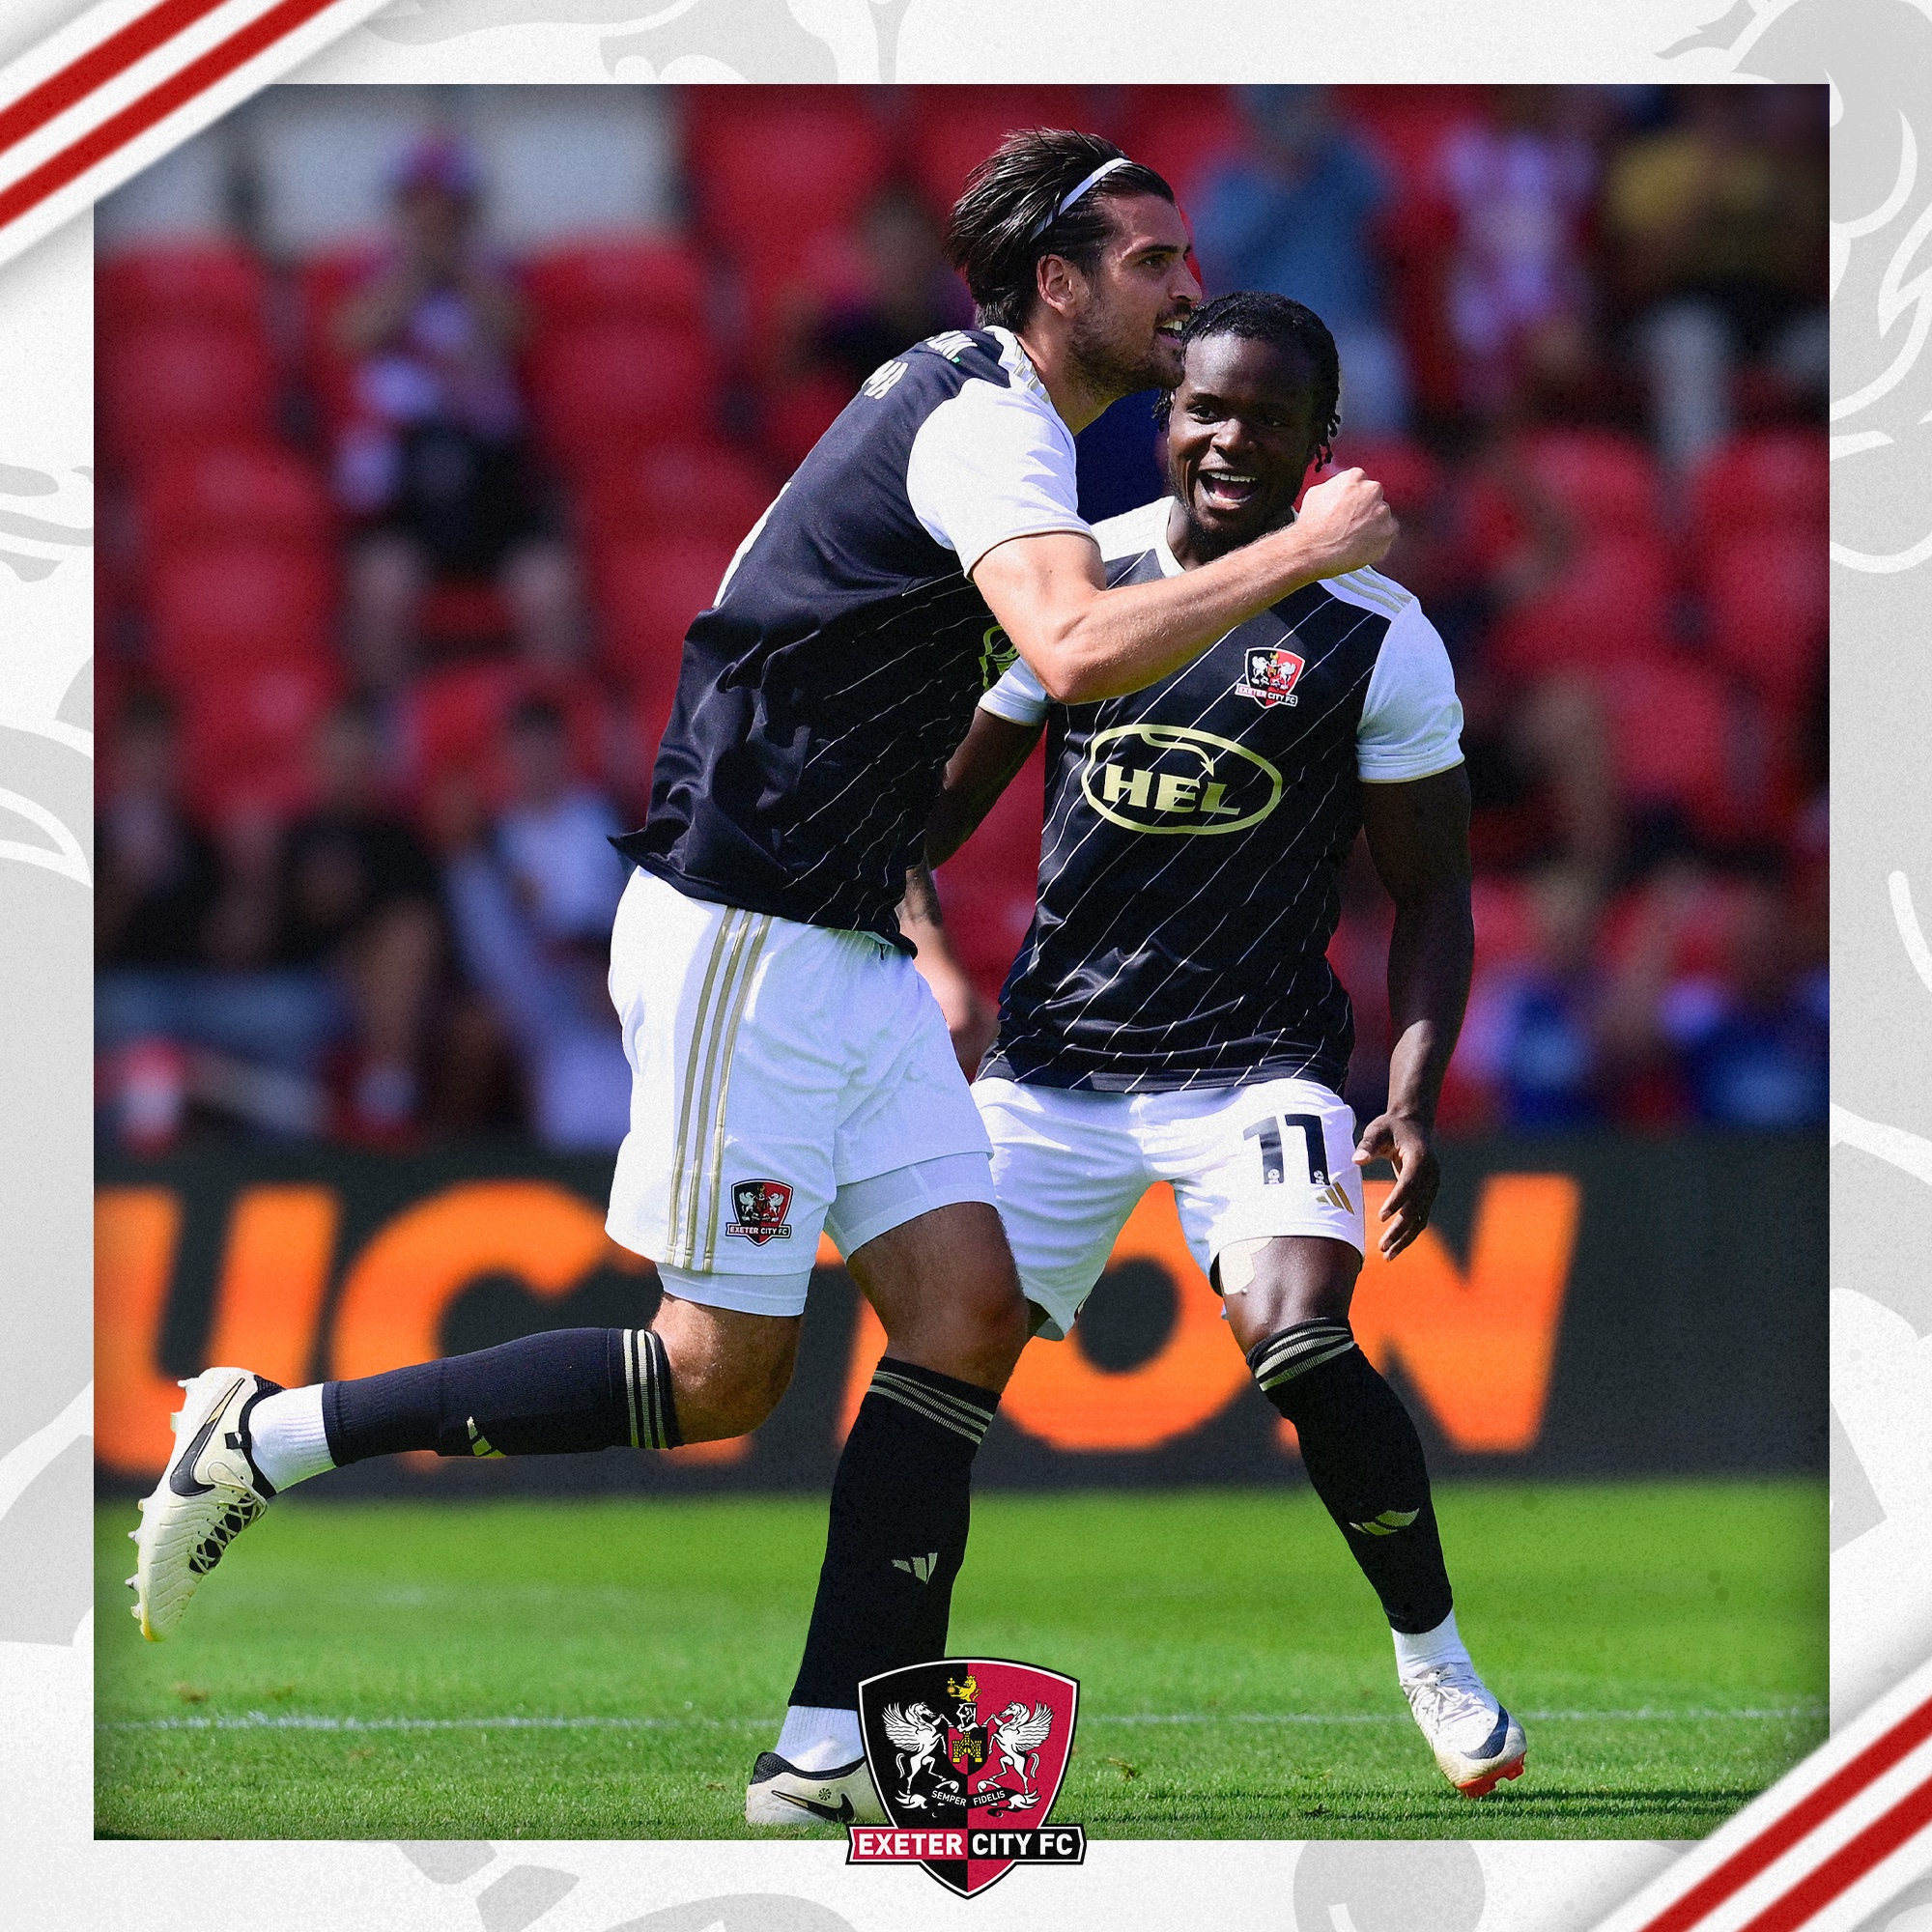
[944,129,1178,332]
[1152,290,1343,469]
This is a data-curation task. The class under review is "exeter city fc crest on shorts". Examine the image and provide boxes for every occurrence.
[1236,643,1305,707]
[848,1659,1085,1898]
[724,1179,793,1245]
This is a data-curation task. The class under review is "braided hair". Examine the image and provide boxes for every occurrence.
[1153,290,1343,469]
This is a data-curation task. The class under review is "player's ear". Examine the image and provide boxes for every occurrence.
[1035,251,1087,321]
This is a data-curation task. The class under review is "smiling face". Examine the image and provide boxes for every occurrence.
[1055,192,1201,400]
[1163,329,1326,561]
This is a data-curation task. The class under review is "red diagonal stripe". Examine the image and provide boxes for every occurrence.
[1639,1696,1932,1932]
[1736,1769,1932,1932]
[0,0,341,234]
[0,0,232,156]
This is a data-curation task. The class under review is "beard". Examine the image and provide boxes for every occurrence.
[1065,302,1180,405]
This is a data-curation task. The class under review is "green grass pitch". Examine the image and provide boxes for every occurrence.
[95,1477,1825,1840]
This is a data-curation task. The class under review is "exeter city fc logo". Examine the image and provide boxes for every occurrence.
[724,1179,793,1244]
[849,1660,1085,1898]
[1236,643,1305,707]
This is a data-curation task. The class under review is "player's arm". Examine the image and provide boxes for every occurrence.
[900,863,998,1078]
[971,468,1396,705]
[927,707,1044,867]
[1354,765,1475,1260]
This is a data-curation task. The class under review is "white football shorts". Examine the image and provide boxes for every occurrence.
[973,1073,1365,1340]
[605,870,995,1317]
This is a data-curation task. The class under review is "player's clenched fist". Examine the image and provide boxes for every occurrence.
[1291,467,1398,577]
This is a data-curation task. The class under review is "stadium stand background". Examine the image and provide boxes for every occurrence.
[94,83,1830,1156]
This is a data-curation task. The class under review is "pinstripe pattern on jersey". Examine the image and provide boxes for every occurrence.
[980,552,1396,1094]
[619,326,1064,949]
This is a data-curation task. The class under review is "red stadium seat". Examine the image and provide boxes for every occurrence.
[759,372,856,475]
[99,325,277,466]
[137,443,333,552]
[688,91,892,252]
[1491,533,1675,680]
[1687,429,1829,562]
[593,535,741,689]
[1517,429,1664,542]
[580,442,776,554]
[905,89,1094,216]
[1123,87,1244,211]
[147,539,335,679]
[98,242,270,336]
[1703,531,1828,705]
[521,240,709,331]
[176,658,342,821]
[526,321,724,469]
[1605,655,1734,837]
[417,582,516,650]
[1324,438,1444,520]
[397,661,606,802]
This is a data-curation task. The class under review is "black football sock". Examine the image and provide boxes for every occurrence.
[322,1327,681,1463]
[1248,1319,1454,1634]
[788,1357,998,1710]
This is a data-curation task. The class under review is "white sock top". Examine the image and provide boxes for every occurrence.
[774,1704,864,1773]
[1392,1607,1472,1683]
[246,1383,335,1492]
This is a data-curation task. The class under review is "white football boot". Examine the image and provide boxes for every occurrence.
[745,1750,886,1827]
[128,1368,279,1642]
[1402,1661,1528,1798]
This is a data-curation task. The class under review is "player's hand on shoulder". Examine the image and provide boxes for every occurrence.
[1292,468,1398,579]
[1351,1109,1439,1261]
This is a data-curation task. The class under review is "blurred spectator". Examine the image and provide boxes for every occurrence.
[98,690,222,974]
[1438,88,1600,417]
[332,133,581,690]
[1603,87,1830,466]
[1455,863,1647,1128]
[1657,873,1828,1127]
[438,698,631,1150]
[1190,87,1410,434]
[275,697,444,1139]
[97,693,343,1148]
[794,185,975,391]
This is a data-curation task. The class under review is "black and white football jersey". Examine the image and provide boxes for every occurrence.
[616,327,1089,950]
[976,497,1464,1095]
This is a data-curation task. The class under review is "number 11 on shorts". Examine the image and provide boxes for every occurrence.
[1244,1114,1331,1187]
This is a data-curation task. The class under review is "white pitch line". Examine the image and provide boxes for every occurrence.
[100,1705,1824,1734]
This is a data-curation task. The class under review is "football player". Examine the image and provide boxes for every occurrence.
[908,291,1526,1799]
[128,139,1398,1828]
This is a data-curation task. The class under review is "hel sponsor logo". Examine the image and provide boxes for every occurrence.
[980,623,1018,691]
[1080,724,1282,837]
[861,359,908,400]
[1236,643,1306,707]
[724,1179,794,1244]
[855,1659,1085,1897]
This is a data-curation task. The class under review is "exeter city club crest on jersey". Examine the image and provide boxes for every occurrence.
[849,1660,1084,1898]
[724,1179,793,1244]
[1236,642,1306,707]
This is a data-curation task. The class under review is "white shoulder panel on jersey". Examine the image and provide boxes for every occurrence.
[1355,592,1465,784]
[1322,565,1416,620]
[1089,497,1176,567]
[904,346,1088,578]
